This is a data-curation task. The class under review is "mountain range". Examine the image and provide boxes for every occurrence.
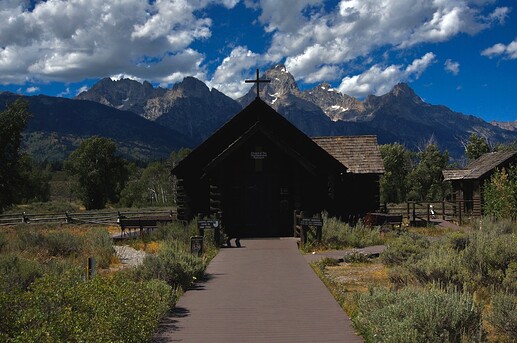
[3,64,516,162]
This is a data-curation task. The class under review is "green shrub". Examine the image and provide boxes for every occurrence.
[462,231,517,289]
[446,231,469,251]
[150,220,198,245]
[43,230,84,257]
[130,241,207,290]
[84,228,113,269]
[343,250,371,264]
[408,245,464,289]
[355,287,483,343]
[503,262,517,293]
[316,257,340,268]
[0,253,42,291]
[13,227,45,251]
[387,265,416,289]
[322,213,385,249]
[487,292,517,342]
[0,288,24,341]
[0,232,6,251]
[381,234,429,266]
[10,271,174,343]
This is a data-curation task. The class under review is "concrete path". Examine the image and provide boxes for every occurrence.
[153,238,363,342]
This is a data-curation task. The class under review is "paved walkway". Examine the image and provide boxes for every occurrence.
[153,238,363,342]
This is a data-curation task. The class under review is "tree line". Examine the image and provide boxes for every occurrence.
[0,100,191,212]
[380,133,517,219]
[1,100,516,216]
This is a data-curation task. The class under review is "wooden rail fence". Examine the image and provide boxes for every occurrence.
[384,200,475,226]
[0,209,176,227]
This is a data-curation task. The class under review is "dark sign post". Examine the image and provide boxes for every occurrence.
[190,236,204,257]
[300,218,323,226]
[197,219,221,246]
[299,214,323,244]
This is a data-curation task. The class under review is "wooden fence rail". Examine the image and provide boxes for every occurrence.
[0,209,176,227]
[384,200,474,226]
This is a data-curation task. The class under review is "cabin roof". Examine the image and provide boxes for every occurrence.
[443,150,517,181]
[312,136,385,174]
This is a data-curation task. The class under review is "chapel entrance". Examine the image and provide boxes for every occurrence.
[245,173,273,235]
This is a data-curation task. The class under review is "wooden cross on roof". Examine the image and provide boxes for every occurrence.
[245,69,271,99]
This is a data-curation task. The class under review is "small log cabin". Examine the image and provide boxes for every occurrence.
[443,150,517,216]
[172,98,384,238]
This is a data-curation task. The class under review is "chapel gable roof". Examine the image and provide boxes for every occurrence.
[443,150,517,181]
[172,98,346,176]
[312,136,385,174]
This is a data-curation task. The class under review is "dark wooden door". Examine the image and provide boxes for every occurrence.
[244,174,274,236]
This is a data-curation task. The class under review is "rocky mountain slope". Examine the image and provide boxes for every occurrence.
[78,76,242,145]
[76,77,166,115]
[143,77,242,144]
[17,63,515,162]
[491,120,517,132]
[237,64,517,158]
[0,92,189,162]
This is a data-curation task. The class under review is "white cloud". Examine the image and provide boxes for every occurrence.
[257,0,324,33]
[482,39,517,59]
[76,85,89,96]
[0,0,228,85]
[58,87,71,97]
[444,59,460,75]
[338,53,436,98]
[26,86,39,93]
[208,46,261,98]
[263,0,509,84]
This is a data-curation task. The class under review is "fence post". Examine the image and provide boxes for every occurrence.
[316,213,322,242]
[442,201,446,220]
[407,202,410,222]
[412,202,416,225]
[293,210,298,237]
[458,201,462,226]
[299,211,307,244]
[427,203,430,223]
[85,257,95,280]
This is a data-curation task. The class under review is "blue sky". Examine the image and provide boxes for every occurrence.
[0,0,516,122]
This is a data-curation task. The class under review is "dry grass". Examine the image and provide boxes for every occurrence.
[326,261,390,293]
[312,259,390,319]
[406,225,456,237]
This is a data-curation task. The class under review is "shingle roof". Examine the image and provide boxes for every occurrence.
[312,135,385,174]
[442,150,517,181]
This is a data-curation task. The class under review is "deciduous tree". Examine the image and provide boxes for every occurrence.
[484,165,517,219]
[408,144,450,201]
[65,137,128,210]
[465,134,490,161]
[379,143,414,203]
[0,99,32,211]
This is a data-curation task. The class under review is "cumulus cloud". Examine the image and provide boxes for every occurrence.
[0,0,512,99]
[26,86,39,93]
[75,85,89,96]
[262,0,509,84]
[0,0,232,85]
[338,53,436,98]
[482,39,517,59]
[256,0,324,33]
[444,59,460,75]
[208,46,261,98]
